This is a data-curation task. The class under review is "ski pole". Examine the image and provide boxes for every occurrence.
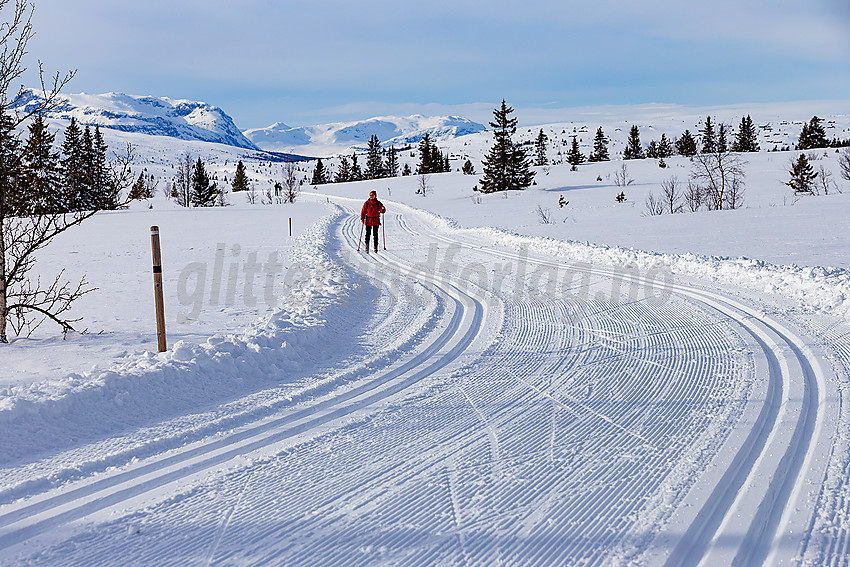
[382,213,386,250]
[357,219,364,251]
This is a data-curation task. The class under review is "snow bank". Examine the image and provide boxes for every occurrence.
[400,202,850,322]
[0,209,348,464]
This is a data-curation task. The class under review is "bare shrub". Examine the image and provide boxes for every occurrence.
[613,163,634,187]
[660,176,683,214]
[644,193,664,216]
[684,180,703,212]
[691,150,746,210]
[536,204,553,224]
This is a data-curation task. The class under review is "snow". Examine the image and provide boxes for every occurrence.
[244,114,486,156]
[2,101,850,565]
[14,90,259,150]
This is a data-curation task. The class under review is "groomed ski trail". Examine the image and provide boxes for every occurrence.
[0,198,841,566]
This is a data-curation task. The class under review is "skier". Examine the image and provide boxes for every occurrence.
[360,190,386,253]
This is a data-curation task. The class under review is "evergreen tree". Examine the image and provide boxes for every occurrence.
[0,113,23,216]
[566,137,585,168]
[418,134,434,174]
[310,158,328,185]
[350,154,362,181]
[462,159,475,175]
[191,157,217,206]
[128,172,154,200]
[534,129,548,166]
[589,127,609,162]
[365,134,384,179]
[479,100,535,193]
[232,160,249,191]
[20,114,60,214]
[786,153,818,194]
[89,126,115,210]
[676,130,698,157]
[798,116,828,150]
[384,146,399,177]
[429,143,443,173]
[646,140,660,159]
[401,162,412,176]
[717,123,728,153]
[623,125,644,160]
[733,115,760,152]
[658,133,674,158]
[59,117,84,211]
[335,156,351,182]
[701,117,716,154]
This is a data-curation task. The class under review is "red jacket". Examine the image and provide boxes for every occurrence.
[361,198,386,226]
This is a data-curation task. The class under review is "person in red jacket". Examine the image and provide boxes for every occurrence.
[360,190,386,252]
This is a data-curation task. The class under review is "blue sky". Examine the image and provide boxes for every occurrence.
[21,0,850,129]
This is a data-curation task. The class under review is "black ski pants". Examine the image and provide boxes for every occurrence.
[366,225,379,249]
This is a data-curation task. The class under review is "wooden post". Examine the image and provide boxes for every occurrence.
[289,217,292,237]
[150,226,167,352]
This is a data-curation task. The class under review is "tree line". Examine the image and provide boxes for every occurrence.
[1,115,124,215]
[310,133,452,185]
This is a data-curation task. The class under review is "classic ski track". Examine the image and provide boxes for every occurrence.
[0,203,834,566]
[0,211,487,557]
[426,228,829,566]
[320,203,755,565]
[0,261,444,503]
[446,285,742,565]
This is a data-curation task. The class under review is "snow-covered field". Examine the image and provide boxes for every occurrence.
[2,102,850,564]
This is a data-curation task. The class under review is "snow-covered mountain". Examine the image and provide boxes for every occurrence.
[244,115,487,156]
[13,89,259,150]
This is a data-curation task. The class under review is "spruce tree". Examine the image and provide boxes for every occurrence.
[732,115,760,153]
[232,160,249,191]
[717,123,728,153]
[350,154,362,181]
[128,172,152,200]
[59,117,84,211]
[384,146,399,178]
[418,134,434,174]
[566,137,585,168]
[798,116,828,150]
[429,143,443,173]
[479,100,534,193]
[80,125,94,209]
[191,157,216,206]
[534,129,548,166]
[786,154,817,194]
[623,125,644,160]
[676,130,698,157]
[646,140,659,159]
[658,133,673,158]
[20,114,60,214]
[589,127,609,162]
[89,126,115,210]
[365,134,384,179]
[701,117,716,154]
[335,156,351,182]
[0,113,23,216]
[462,159,475,175]
[310,158,328,185]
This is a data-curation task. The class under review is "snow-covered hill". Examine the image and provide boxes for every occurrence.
[244,115,486,156]
[13,89,259,150]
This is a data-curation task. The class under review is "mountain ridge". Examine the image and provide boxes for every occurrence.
[13,89,260,150]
